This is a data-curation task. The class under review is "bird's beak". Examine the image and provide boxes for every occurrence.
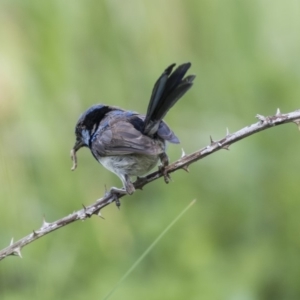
[70,140,84,171]
[73,139,85,152]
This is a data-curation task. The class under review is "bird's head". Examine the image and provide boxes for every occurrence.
[70,104,111,170]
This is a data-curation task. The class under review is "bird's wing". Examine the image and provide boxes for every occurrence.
[91,118,164,156]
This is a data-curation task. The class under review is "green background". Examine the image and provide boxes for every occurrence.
[1,0,300,299]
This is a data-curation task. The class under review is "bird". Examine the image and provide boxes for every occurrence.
[71,62,195,203]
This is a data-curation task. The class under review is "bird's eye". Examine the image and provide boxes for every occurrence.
[75,124,85,137]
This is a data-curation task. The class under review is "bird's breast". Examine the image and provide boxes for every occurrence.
[98,154,160,177]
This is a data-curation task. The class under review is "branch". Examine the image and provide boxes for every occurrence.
[1,108,300,261]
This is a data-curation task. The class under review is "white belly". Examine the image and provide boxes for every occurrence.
[98,154,160,177]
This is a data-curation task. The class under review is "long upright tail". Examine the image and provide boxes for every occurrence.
[143,62,195,136]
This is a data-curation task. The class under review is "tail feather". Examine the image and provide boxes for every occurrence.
[160,63,192,104]
[144,64,175,128]
[155,74,195,121]
[144,63,195,136]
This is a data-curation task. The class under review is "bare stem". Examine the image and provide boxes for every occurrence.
[1,108,299,261]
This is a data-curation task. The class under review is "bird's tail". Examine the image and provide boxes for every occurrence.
[143,62,195,136]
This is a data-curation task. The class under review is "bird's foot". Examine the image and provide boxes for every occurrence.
[159,152,171,183]
[105,187,126,208]
[159,165,171,184]
[106,181,135,208]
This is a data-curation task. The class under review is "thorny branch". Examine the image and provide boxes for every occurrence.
[1,109,300,261]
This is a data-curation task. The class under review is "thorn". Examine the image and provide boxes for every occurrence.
[97,211,105,219]
[104,184,108,194]
[32,230,38,237]
[13,247,22,258]
[10,238,14,246]
[293,120,300,131]
[42,216,50,229]
[182,165,190,173]
[82,204,87,211]
[276,108,281,115]
[210,135,215,145]
[256,114,273,124]
[256,114,266,122]
[181,148,186,158]
[222,144,230,150]
[226,127,230,136]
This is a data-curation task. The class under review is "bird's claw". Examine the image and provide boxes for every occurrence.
[159,165,171,184]
[106,187,126,208]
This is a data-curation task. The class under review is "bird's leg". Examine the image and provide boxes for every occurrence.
[159,152,171,183]
[108,174,135,208]
[108,187,125,208]
[124,174,136,195]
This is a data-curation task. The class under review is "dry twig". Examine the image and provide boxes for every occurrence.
[1,108,300,261]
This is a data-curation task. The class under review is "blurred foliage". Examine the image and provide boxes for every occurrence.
[0,0,300,299]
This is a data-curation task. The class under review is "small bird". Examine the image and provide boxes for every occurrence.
[71,62,195,200]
